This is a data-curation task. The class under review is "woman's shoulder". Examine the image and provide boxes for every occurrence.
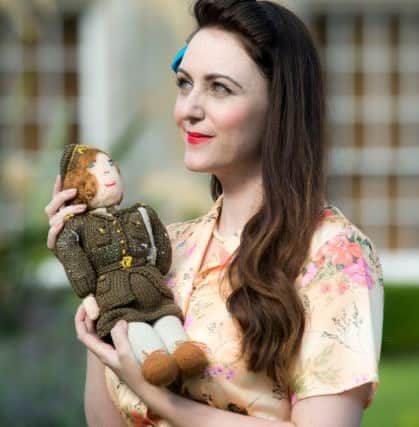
[310,204,378,257]
[299,203,384,292]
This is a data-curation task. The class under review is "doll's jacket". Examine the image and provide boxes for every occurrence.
[53,203,182,337]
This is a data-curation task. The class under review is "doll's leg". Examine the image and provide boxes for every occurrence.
[152,315,188,353]
[128,322,179,386]
[128,321,166,363]
[153,315,208,378]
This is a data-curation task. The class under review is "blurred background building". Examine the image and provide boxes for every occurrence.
[300,1,419,284]
[0,1,418,426]
[0,0,417,282]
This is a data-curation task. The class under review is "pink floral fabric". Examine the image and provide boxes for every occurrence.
[105,196,384,426]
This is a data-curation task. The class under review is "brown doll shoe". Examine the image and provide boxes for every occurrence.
[172,342,209,378]
[142,350,179,387]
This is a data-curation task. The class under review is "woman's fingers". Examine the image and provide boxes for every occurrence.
[74,304,119,368]
[110,320,132,359]
[44,188,77,219]
[110,321,142,382]
[46,204,86,249]
[52,175,62,198]
[48,204,86,227]
[47,221,64,249]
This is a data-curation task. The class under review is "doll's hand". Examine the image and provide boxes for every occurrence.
[83,294,100,320]
[44,175,86,249]
[75,304,144,393]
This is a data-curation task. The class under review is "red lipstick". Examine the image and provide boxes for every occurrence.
[187,131,213,145]
[105,181,116,187]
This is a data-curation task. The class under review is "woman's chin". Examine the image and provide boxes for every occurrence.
[183,156,213,173]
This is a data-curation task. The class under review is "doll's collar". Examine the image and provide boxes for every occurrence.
[88,205,120,218]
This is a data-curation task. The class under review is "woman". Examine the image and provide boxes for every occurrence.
[45,1,384,426]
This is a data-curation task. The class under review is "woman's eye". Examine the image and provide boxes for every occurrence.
[175,77,192,91]
[212,82,231,95]
[88,161,96,169]
[108,159,114,166]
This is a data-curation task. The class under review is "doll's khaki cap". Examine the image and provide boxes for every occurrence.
[60,144,90,179]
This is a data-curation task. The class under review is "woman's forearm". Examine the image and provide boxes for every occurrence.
[136,381,295,427]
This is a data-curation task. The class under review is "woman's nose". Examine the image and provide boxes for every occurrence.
[180,89,205,122]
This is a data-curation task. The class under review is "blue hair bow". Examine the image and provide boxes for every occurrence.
[171,45,187,72]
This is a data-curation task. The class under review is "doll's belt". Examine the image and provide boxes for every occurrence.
[97,256,147,274]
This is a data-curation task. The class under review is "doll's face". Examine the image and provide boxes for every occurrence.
[87,152,123,208]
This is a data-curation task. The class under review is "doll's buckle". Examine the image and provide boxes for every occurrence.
[120,255,133,269]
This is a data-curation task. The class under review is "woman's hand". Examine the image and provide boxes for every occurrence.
[44,175,86,249]
[74,304,144,393]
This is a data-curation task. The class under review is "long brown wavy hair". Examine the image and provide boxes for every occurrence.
[191,0,327,395]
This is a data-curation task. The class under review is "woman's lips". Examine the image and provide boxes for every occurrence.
[187,131,214,145]
[104,181,116,187]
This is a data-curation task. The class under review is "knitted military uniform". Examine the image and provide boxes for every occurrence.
[54,203,183,339]
[54,144,182,340]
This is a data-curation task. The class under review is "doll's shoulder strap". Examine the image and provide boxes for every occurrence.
[137,206,157,266]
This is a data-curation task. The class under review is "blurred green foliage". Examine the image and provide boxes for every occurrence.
[363,354,419,427]
[382,286,419,355]
[0,226,50,336]
[0,288,85,427]
[0,282,418,426]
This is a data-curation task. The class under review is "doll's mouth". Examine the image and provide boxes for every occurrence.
[104,181,116,187]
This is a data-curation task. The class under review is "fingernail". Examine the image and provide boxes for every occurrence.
[76,204,86,210]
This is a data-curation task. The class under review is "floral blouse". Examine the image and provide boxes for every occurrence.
[105,195,384,426]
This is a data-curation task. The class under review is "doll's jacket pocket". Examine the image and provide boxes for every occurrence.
[127,213,149,243]
[87,221,112,247]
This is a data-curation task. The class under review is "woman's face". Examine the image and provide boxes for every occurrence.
[87,152,123,208]
[173,27,269,178]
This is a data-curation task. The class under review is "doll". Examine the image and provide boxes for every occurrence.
[52,144,208,387]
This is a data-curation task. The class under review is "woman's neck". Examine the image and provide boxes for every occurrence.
[216,168,263,239]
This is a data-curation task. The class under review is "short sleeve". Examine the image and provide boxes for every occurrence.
[290,229,384,408]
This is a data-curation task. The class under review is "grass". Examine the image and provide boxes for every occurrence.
[362,354,419,427]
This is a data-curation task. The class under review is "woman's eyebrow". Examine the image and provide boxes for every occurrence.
[177,67,243,90]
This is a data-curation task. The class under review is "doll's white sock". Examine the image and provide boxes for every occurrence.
[128,322,167,364]
[153,315,189,354]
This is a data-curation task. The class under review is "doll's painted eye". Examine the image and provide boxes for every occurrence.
[88,161,96,169]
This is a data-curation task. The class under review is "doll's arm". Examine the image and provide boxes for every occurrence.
[83,294,100,320]
[144,205,172,275]
[54,219,97,298]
